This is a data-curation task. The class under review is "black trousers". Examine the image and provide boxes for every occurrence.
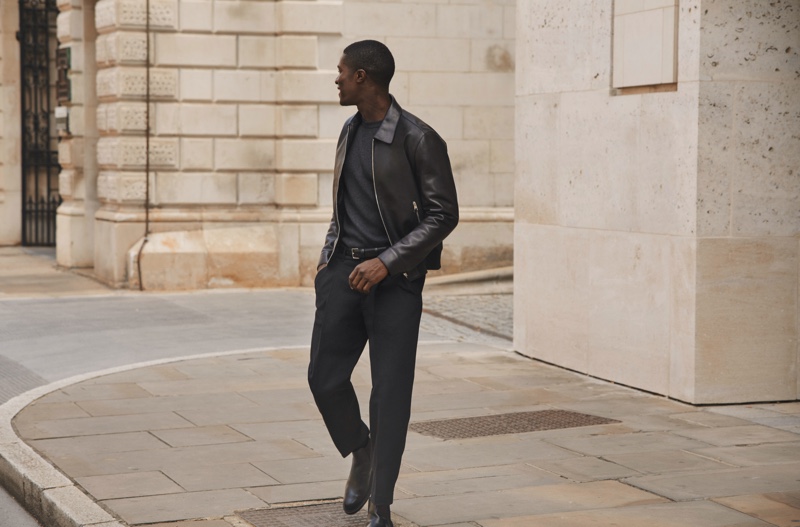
[308,252,424,505]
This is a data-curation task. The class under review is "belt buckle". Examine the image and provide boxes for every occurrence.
[350,248,360,260]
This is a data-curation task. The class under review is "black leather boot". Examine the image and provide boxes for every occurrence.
[367,501,393,527]
[343,439,371,515]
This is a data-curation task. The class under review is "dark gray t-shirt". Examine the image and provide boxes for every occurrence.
[339,120,391,250]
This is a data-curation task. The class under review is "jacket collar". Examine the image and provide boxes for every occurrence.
[349,96,401,145]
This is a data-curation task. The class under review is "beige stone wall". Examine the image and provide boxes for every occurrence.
[75,0,515,288]
[0,1,22,245]
[514,0,799,404]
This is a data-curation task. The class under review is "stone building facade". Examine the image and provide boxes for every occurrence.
[515,0,800,404]
[0,0,515,289]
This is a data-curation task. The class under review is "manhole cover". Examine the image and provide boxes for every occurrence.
[409,410,619,439]
[238,502,368,527]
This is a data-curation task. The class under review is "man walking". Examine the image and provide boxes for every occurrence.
[308,40,459,527]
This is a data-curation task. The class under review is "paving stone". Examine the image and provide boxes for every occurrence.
[137,377,308,397]
[401,437,578,471]
[162,463,279,491]
[82,365,191,385]
[543,431,711,456]
[411,379,490,396]
[253,455,349,484]
[625,463,800,501]
[102,488,267,525]
[714,492,800,527]
[75,471,184,500]
[16,402,90,421]
[16,412,196,440]
[604,449,734,474]
[673,425,800,447]
[478,500,773,527]
[147,521,234,527]
[670,411,755,428]
[29,431,171,457]
[747,416,800,430]
[690,442,800,467]
[151,425,253,447]
[755,402,800,415]
[395,464,563,497]
[247,480,343,504]
[529,456,641,482]
[708,406,787,420]
[229,420,330,441]
[43,439,319,478]
[176,403,319,427]
[76,392,259,417]
[42,383,154,403]
[392,480,666,525]
[555,396,692,419]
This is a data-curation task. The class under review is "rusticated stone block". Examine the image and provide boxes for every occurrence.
[275,173,317,206]
[278,71,337,103]
[155,172,237,205]
[98,102,148,132]
[239,36,277,68]
[155,34,236,67]
[97,32,148,66]
[181,138,213,170]
[214,139,275,171]
[276,139,335,172]
[276,36,318,69]
[277,105,318,137]
[97,68,178,99]
[239,104,276,137]
[238,173,275,204]
[59,169,76,198]
[213,1,276,34]
[97,171,151,202]
[97,137,178,168]
[96,0,178,33]
[277,2,342,35]
[57,9,82,43]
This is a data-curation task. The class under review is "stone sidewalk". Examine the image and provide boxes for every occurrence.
[1,248,799,527]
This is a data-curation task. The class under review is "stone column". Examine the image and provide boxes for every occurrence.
[0,0,22,245]
[56,0,100,267]
[93,0,179,285]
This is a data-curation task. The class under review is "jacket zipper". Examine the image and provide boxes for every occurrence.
[372,138,394,245]
[413,201,420,223]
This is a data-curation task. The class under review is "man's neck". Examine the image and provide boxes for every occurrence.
[357,93,391,123]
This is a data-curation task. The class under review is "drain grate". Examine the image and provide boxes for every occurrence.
[409,410,619,439]
[238,502,369,527]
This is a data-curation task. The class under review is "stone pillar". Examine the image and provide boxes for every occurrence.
[514,0,799,404]
[0,0,22,245]
[93,0,179,285]
[56,0,100,266]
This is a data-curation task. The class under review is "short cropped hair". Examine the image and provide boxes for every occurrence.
[342,40,395,90]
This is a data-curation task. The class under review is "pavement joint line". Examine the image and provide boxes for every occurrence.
[0,344,309,527]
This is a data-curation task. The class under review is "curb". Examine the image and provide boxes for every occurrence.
[0,346,304,527]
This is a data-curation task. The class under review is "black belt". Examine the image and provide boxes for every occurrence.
[339,245,388,260]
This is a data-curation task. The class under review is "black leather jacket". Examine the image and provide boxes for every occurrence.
[319,98,459,280]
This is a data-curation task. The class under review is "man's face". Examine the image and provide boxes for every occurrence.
[335,55,361,106]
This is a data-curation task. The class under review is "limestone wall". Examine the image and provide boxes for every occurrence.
[75,0,515,288]
[0,1,22,245]
[514,0,799,404]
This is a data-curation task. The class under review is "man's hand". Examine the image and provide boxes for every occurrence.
[349,258,389,294]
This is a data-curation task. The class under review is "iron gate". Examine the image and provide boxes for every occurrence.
[18,0,61,246]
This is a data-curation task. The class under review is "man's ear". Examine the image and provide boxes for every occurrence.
[354,69,367,83]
